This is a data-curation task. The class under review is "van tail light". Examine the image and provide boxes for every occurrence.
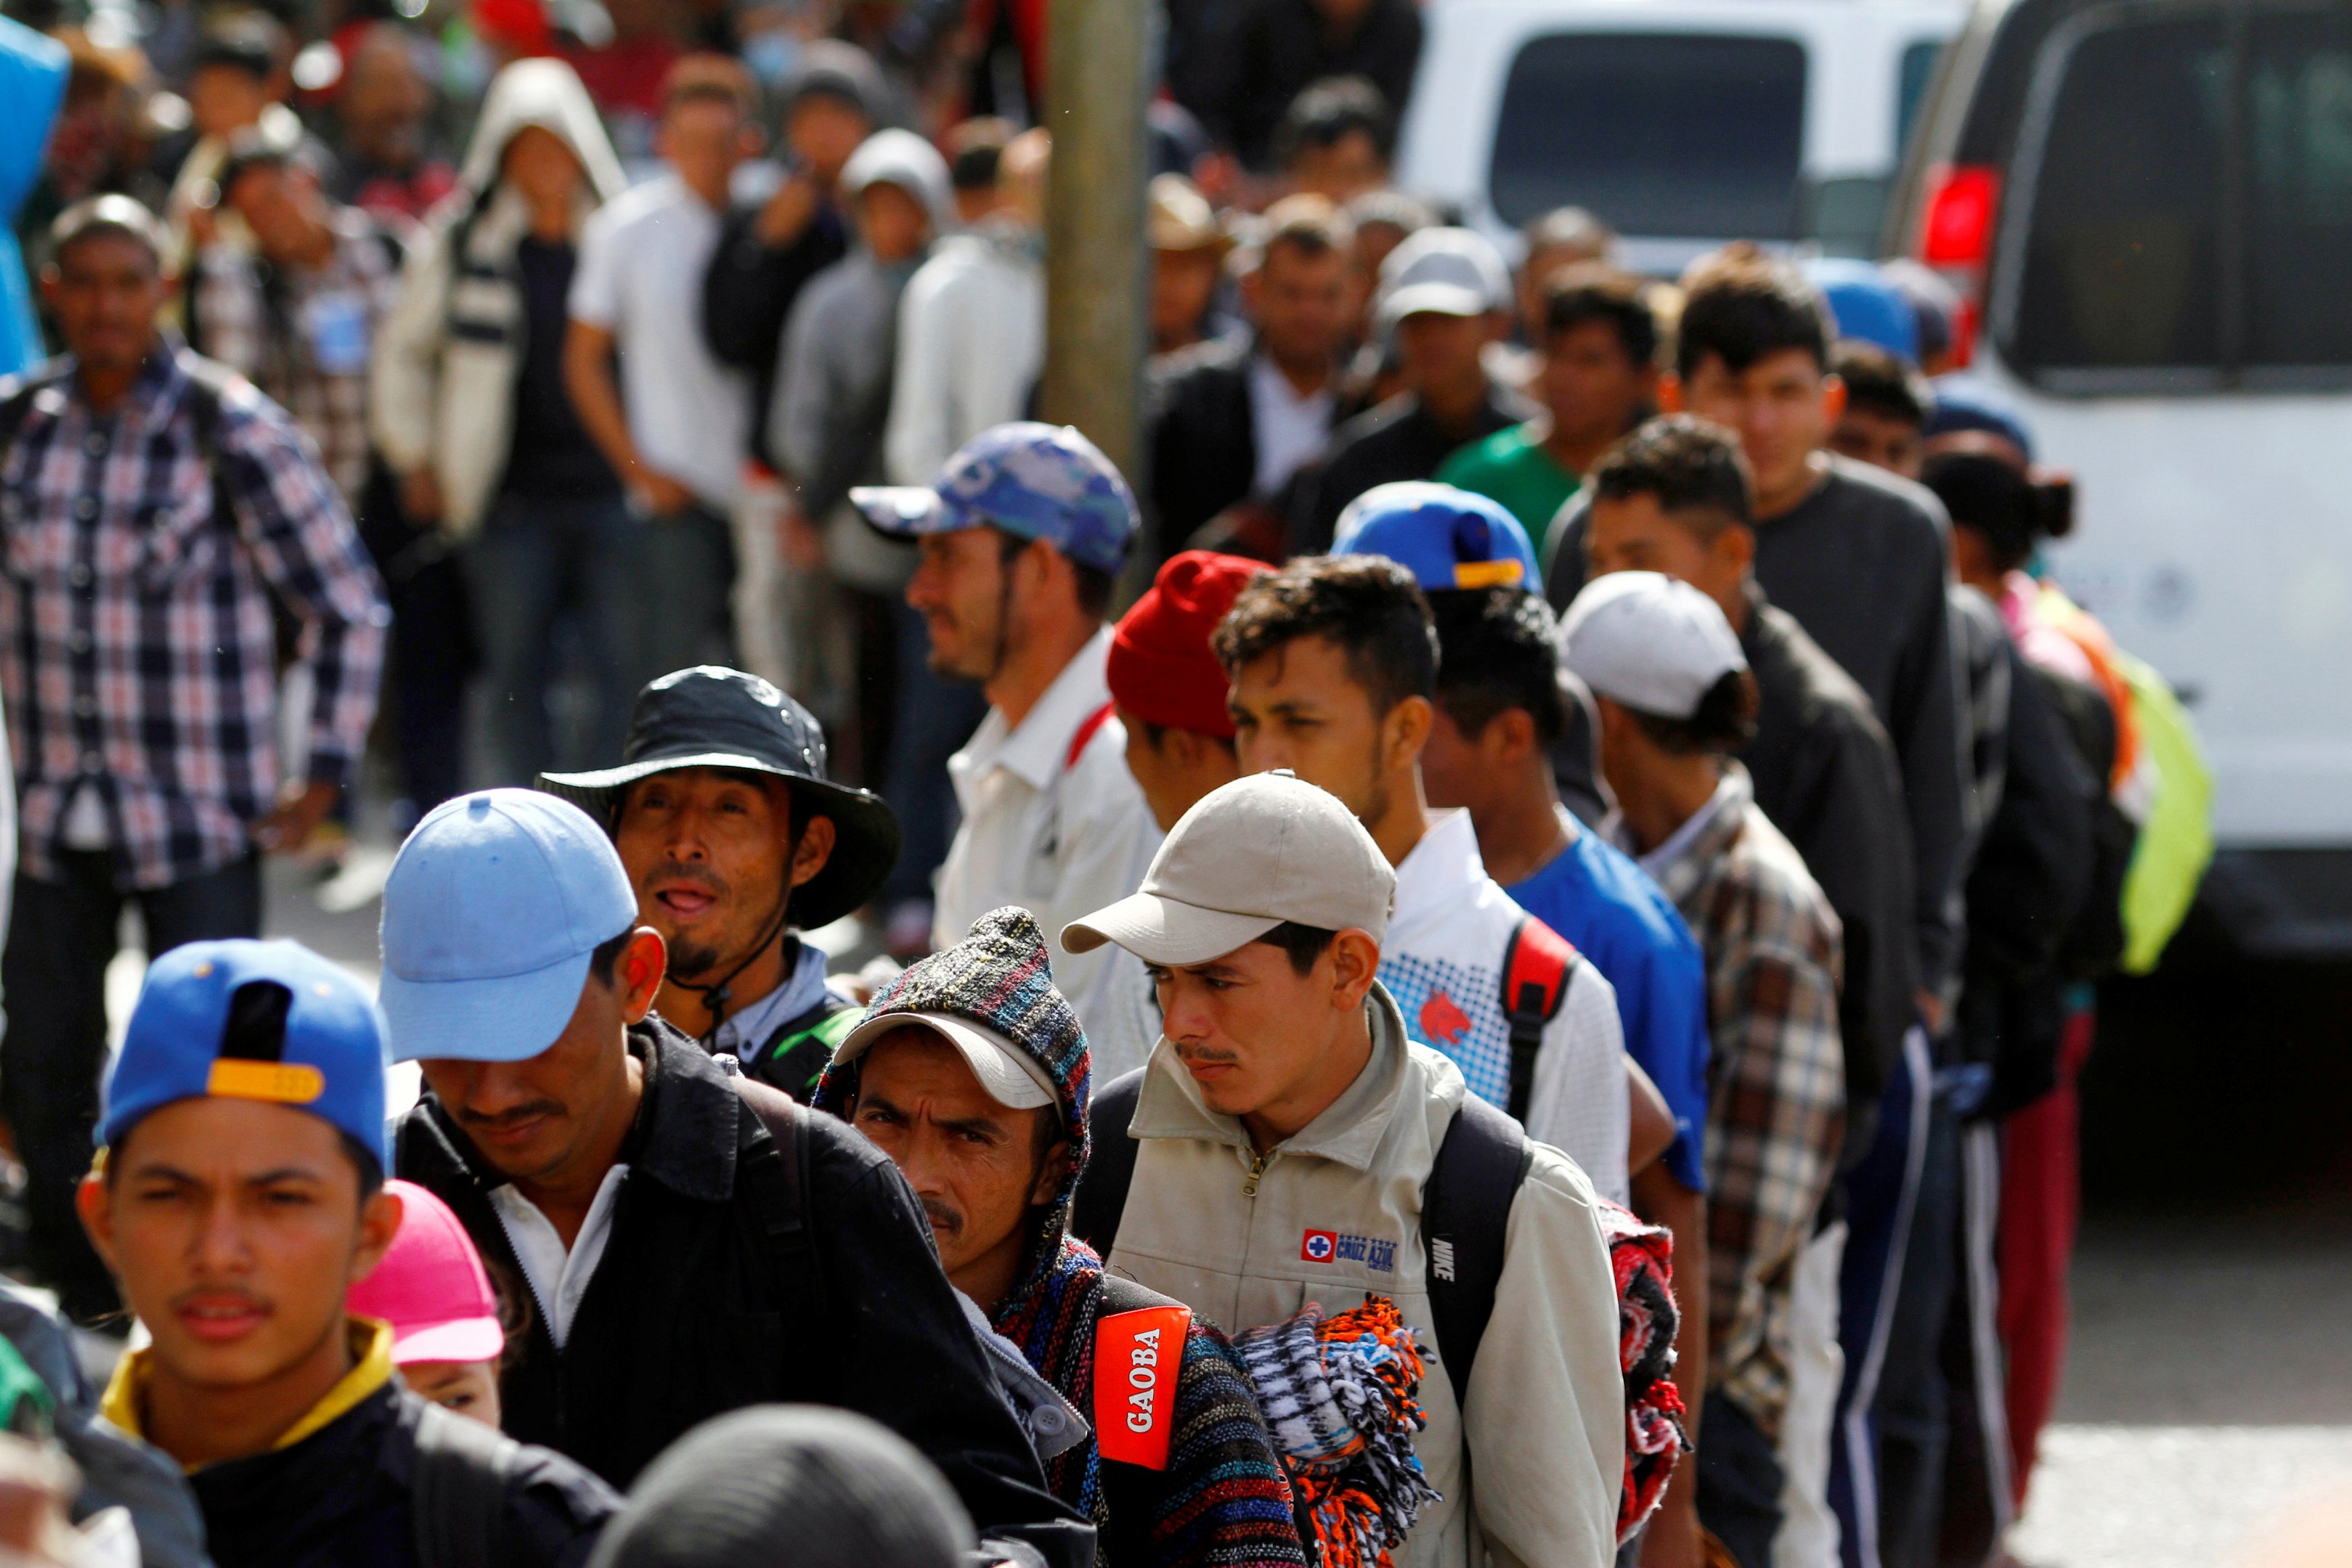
[1916,163,2001,366]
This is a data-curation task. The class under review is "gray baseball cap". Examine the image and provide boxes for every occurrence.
[1062,771,1394,966]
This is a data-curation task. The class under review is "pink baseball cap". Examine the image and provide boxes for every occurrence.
[349,1180,506,1365]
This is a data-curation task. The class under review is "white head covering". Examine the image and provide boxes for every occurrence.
[1559,571,1749,719]
[460,57,627,205]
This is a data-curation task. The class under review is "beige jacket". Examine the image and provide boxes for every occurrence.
[1104,985,1624,1568]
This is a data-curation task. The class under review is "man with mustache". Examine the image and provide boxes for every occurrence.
[381,789,1083,1558]
[813,907,1304,1567]
[539,665,902,1100]
[77,937,618,1564]
[851,422,1163,1077]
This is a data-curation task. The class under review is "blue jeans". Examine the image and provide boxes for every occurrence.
[1,852,262,1322]
[468,492,644,783]
[1696,1392,1785,1568]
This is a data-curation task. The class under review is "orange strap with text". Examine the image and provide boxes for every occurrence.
[1094,1304,1192,1470]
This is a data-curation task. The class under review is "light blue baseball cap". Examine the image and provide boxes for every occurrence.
[378,789,640,1063]
[1332,481,1544,595]
[1802,258,1921,364]
[849,421,1139,576]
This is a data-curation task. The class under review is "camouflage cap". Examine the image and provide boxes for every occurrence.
[850,421,1140,576]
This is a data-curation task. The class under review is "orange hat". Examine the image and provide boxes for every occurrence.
[1107,551,1269,740]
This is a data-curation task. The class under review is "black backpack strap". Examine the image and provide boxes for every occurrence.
[1420,1092,1534,1394]
[732,1080,823,1320]
[409,1397,521,1568]
[1069,1067,1146,1258]
[1499,915,1579,1122]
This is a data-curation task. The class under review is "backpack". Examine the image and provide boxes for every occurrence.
[409,1399,522,1568]
[1069,1067,1533,1395]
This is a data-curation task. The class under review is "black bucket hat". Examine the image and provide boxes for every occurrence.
[538,667,903,931]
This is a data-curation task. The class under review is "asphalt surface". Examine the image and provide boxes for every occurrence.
[91,854,2348,1568]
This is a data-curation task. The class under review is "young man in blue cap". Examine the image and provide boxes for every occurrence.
[380,789,1081,1554]
[76,937,617,1565]
[539,666,902,1100]
[853,421,1163,1076]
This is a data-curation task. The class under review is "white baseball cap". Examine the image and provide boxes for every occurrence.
[1062,771,1394,967]
[1559,571,1749,720]
[1376,226,1510,330]
[831,1011,1059,1114]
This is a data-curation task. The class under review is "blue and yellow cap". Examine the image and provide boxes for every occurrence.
[1332,481,1544,595]
[101,939,391,1167]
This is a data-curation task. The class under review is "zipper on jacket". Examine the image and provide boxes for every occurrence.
[1241,1149,1269,1199]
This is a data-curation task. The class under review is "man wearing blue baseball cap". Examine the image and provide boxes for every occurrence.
[77,937,618,1565]
[380,789,1081,1553]
[852,422,1163,1075]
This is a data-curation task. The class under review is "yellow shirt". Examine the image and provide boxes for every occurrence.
[102,1318,397,1469]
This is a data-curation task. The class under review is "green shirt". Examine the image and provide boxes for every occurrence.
[1436,422,1582,558]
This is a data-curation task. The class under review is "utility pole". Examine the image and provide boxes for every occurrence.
[1038,0,1152,499]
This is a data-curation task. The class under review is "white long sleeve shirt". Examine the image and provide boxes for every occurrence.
[1383,809,1632,1202]
[935,628,1162,1072]
[882,219,1045,486]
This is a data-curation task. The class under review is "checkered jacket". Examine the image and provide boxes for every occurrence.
[0,345,388,889]
[187,208,404,504]
[1648,766,1846,1442]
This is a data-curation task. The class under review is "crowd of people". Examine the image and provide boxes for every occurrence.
[0,0,2220,1565]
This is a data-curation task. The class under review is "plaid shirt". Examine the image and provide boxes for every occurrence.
[1645,765,1845,1442]
[0,344,388,890]
[188,208,404,503]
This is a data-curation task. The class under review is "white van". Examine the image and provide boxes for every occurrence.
[1396,0,1967,273]
[1888,0,2352,956]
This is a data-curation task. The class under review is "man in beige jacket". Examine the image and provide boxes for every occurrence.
[1062,770,1624,1568]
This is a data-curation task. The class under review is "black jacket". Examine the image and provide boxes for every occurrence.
[1291,384,1534,555]
[1197,0,1425,168]
[396,1021,1067,1530]
[1147,334,1264,560]
[700,198,850,469]
[1956,651,2096,1117]
[188,1380,614,1568]
[1741,590,1919,1161]
[1548,461,1969,999]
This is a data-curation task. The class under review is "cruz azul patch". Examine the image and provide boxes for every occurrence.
[1300,1228,1396,1271]
[1094,1304,1191,1470]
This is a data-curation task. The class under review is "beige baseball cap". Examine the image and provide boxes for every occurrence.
[832,1011,1060,1114]
[1062,771,1394,966]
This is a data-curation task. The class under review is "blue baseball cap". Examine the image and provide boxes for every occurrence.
[102,939,391,1167]
[1332,481,1544,595]
[1802,258,1921,364]
[849,422,1139,576]
[378,789,640,1064]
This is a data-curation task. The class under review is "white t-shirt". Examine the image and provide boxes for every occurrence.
[567,172,750,510]
[1383,809,1632,1201]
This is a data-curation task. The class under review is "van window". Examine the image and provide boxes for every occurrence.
[1897,39,1945,153]
[2003,3,2352,384]
[1488,34,1807,238]
[2244,8,2352,367]
[2009,16,2227,375]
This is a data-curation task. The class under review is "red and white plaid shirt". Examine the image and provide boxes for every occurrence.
[0,344,388,889]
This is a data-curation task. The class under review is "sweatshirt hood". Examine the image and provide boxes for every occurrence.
[812,907,1090,1315]
[460,57,627,205]
[841,127,953,237]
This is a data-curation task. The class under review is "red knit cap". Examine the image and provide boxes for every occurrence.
[1107,551,1270,739]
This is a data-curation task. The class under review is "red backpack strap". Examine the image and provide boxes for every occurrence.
[1065,700,1117,772]
[1499,915,1578,1122]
